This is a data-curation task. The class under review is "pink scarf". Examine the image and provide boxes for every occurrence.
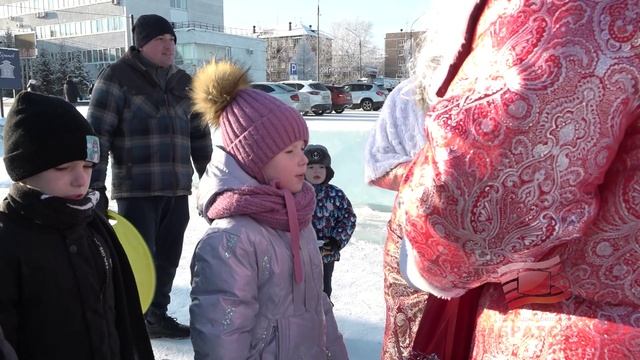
[206,181,316,283]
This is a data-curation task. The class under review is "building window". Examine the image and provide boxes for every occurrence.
[0,0,111,19]
[35,16,125,39]
[170,0,187,10]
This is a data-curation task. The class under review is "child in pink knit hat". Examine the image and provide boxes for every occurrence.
[189,61,349,360]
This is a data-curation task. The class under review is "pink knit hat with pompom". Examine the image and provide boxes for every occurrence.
[219,88,308,183]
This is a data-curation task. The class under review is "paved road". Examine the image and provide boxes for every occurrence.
[303,109,381,122]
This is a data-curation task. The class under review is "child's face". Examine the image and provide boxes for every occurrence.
[305,164,327,185]
[262,140,309,193]
[21,160,93,200]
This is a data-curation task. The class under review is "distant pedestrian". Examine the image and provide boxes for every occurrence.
[304,144,357,299]
[26,79,39,93]
[63,75,80,103]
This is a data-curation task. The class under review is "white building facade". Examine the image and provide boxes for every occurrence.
[0,0,266,80]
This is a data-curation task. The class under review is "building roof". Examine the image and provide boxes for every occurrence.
[257,23,333,40]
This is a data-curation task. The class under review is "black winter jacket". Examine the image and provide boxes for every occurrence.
[0,185,154,360]
[0,325,17,360]
[63,79,80,103]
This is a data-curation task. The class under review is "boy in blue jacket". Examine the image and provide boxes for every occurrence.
[305,144,357,298]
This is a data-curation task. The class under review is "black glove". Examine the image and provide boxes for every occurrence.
[95,187,109,216]
[326,237,341,251]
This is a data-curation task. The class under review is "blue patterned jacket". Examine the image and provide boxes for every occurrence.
[311,183,357,263]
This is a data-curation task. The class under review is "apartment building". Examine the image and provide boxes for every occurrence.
[0,0,266,80]
[257,22,332,82]
[384,30,424,78]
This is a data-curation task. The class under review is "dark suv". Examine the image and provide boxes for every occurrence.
[342,83,386,111]
[325,85,353,114]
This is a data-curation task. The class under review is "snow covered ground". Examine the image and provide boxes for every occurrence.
[0,108,395,359]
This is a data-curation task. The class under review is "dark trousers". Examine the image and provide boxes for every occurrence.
[323,261,335,298]
[117,196,189,314]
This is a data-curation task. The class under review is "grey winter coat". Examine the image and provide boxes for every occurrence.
[190,147,349,360]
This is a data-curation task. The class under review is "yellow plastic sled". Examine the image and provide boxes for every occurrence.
[107,210,156,313]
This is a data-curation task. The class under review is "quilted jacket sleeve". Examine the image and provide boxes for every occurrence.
[190,229,259,360]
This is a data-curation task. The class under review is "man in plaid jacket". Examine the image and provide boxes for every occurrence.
[88,14,212,339]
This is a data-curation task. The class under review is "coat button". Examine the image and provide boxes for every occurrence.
[69,245,78,253]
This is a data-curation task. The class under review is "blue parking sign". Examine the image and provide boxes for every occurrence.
[290,63,297,76]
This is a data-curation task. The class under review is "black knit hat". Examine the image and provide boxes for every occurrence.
[133,14,177,48]
[3,91,100,181]
[304,144,334,184]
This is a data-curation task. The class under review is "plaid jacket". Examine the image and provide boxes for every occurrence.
[88,48,212,198]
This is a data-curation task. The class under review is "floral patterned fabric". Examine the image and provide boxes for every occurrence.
[399,0,640,358]
[382,205,429,360]
[365,80,431,359]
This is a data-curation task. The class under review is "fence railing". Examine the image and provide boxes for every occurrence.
[171,21,255,37]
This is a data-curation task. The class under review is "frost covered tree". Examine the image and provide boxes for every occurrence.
[327,20,381,84]
[293,39,317,81]
[67,52,91,98]
[30,49,56,95]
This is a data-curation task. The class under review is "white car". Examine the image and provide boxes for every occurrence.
[343,83,386,111]
[279,80,332,116]
[250,82,311,114]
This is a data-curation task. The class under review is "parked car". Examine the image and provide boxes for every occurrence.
[280,80,332,115]
[250,82,311,114]
[342,83,386,111]
[375,83,390,97]
[325,85,353,114]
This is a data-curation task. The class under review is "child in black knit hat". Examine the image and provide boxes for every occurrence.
[304,144,357,299]
[0,91,154,360]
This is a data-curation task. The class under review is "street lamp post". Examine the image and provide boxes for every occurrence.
[346,28,362,78]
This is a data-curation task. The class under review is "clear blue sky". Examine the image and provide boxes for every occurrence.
[224,0,429,48]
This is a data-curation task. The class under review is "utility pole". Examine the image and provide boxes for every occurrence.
[358,38,362,78]
[346,28,362,78]
[317,0,320,82]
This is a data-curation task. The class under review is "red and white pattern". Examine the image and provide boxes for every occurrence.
[400,0,640,357]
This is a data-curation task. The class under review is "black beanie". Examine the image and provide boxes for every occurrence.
[304,144,334,184]
[3,91,100,181]
[133,14,177,48]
